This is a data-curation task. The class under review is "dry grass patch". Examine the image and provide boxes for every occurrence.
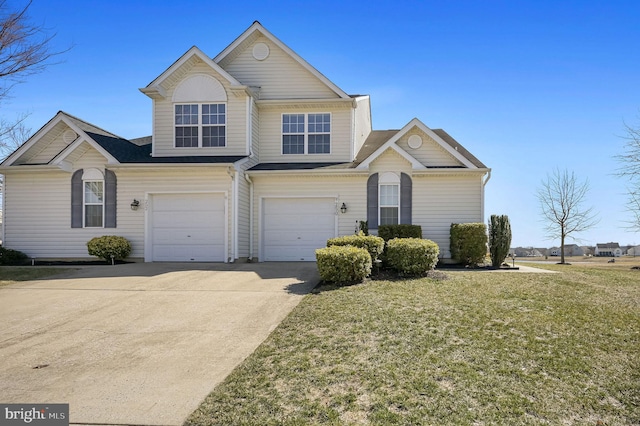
[0,267,72,287]
[186,264,640,425]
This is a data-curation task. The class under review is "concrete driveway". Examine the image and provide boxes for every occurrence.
[0,262,319,425]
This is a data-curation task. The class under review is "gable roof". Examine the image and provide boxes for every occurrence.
[214,21,350,99]
[355,118,486,170]
[596,242,620,249]
[140,46,246,99]
[2,111,121,167]
[1,111,247,169]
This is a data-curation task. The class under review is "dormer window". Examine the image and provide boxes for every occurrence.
[175,103,226,148]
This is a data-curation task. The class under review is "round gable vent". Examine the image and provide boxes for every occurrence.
[63,129,77,145]
[252,42,270,61]
[408,134,423,149]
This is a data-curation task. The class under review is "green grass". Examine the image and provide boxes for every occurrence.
[0,267,72,287]
[186,264,640,425]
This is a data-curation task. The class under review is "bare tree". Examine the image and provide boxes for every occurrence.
[537,168,599,264]
[614,117,640,230]
[0,0,68,155]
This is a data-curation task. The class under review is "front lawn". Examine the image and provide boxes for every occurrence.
[186,264,640,425]
[0,267,72,287]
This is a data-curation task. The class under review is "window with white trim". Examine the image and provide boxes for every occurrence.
[379,184,399,225]
[175,103,226,148]
[84,181,104,227]
[282,113,330,154]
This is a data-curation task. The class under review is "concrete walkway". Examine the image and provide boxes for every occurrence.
[0,262,319,426]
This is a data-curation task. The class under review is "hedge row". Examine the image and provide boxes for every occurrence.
[316,225,440,283]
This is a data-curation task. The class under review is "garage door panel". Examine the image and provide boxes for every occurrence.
[153,244,224,262]
[153,194,222,211]
[152,211,223,228]
[151,193,225,262]
[263,198,335,262]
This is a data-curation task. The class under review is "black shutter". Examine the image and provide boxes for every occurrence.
[400,172,412,224]
[71,169,83,228]
[105,169,117,228]
[367,173,379,230]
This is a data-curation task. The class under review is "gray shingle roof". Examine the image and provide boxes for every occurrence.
[87,132,246,164]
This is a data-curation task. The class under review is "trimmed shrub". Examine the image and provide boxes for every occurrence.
[0,247,28,265]
[488,214,512,267]
[386,238,439,275]
[87,236,132,262]
[316,245,371,284]
[327,234,385,262]
[450,223,487,266]
[378,224,423,241]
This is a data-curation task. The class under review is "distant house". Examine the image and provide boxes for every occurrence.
[510,247,545,257]
[564,244,585,256]
[595,243,622,257]
[626,245,640,256]
[550,244,584,257]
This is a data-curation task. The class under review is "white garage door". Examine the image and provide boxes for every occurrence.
[151,193,225,262]
[263,198,336,261]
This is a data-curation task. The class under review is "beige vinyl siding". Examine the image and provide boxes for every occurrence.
[23,125,70,164]
[4,150,233,260]
[353,97,372,159]
[396,129,463,167]
[250,174,367,260]
[258,107,352,163]
[153,61,247,157]
[222,35,338,100]
[369,149,413,175]
[251,99,260,159]
[412,174,484,258]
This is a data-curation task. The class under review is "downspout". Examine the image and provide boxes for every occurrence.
[482,170,491,222]
[226,167,236,263]
[234,170,239,262]
[244,173,254,261]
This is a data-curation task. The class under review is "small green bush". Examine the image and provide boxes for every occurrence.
[87,236,132,262]
[316,245,371,284]
[450,223,487,266]
[0,247,28,265]
[378,224,423,241]
[386,238,439,275]
[327,234,385,262]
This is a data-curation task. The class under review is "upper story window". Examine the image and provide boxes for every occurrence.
[175,103,226,148]
[282,113,330,154]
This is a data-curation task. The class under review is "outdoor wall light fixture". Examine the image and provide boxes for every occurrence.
[340,203,347,214]
[130,199,140,211]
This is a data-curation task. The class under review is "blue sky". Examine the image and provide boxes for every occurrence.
[4,0,640,248]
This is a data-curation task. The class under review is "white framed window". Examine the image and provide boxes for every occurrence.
[379,184,399,225]
[282,113,330,154]
[175,103,226,148]
[84,180,104,227]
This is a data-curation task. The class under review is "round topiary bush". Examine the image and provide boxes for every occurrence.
[87,236,132,263]
[315,245,371,284]
[386,238,440,276]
